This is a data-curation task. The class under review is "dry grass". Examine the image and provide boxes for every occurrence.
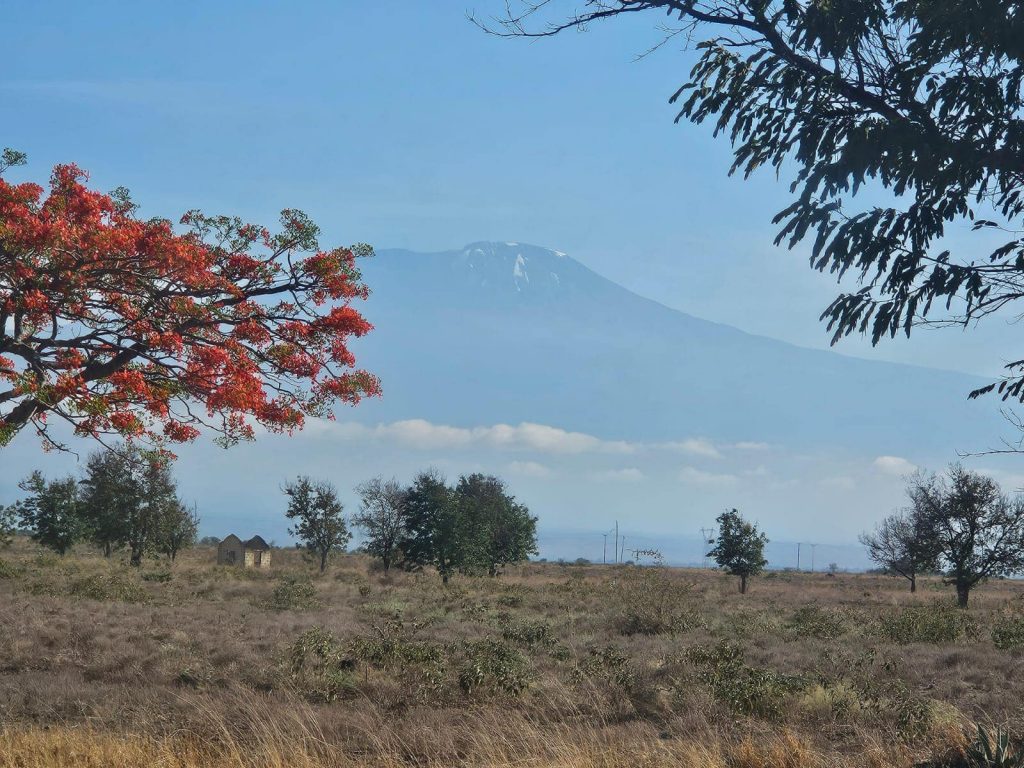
[0,539,1022,767]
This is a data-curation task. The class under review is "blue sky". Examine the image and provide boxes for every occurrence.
[3,2,1021,564]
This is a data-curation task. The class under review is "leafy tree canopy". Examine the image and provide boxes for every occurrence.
[707,508,767,593]
[0,151,379,452]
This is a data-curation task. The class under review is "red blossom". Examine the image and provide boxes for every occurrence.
[0,157,379,450]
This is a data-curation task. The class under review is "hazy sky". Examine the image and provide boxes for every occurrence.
[3,2,1022,564]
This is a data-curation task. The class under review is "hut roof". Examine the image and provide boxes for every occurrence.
[219,534,242,547]
[244,535,270,550]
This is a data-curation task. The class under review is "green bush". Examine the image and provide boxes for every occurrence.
[269,575,319,611]
[457,639,532,696]
[68,571,147,602]
[686,641,803,718]
[141,569,172,583]
[875,603,977,644]
[286,627,357,702]
[788,605,848,640]
[0,557,21,579]
[500,617,555,648]
[992,614,1024,650]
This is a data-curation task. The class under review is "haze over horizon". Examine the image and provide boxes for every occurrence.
[4,2,1024,569]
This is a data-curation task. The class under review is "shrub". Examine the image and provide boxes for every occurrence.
[686,641,803,718]
[141,569,172,583]
[286,627,357,702]
[788,605,848,640]
[269,575,319,611]
[612,568,704,636]
[500,617,555,649]
[875,603,977,644]
[68,571,147,603]
[456,639,531,696]
[992,614,1024,650]
[0,557,21,579]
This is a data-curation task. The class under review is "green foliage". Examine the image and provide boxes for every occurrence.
[992,614,1024,651]
[613,568,705,636]
[964,725,1024,768]
[14,471,85,556]
[141,568,172,583]
[400,470,461,582]
[68,571,147,603]
[456,638,531,696]
[707,509,767,593]
[875,603,978,644]
[499,617,555,648]
[686,641,803,718]
[455,473,538,577]
[269,575,320,611]
[284,476,350,573]
[0,557,22,579]
[286,627,357,702]
[788,605,848,640]
[571,644,636,688]
[352,476,408,572]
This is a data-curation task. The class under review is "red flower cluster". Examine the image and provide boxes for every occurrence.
[0,157,380,452]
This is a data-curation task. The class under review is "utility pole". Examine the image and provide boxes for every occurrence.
[700,526,714,569]
[620,537,627,562]
[797,542,801,571]
[602,533,607,565]
[810,544,817,573]
[614,521,619,564]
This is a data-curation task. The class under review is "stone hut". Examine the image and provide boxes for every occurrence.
[217,534,272,568]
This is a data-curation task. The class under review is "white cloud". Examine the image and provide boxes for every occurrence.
[506,460,553,478]
[660,438,722,459]
[593,468,645,483]
[678,466,739,487]
[873,456,917,476]
[316,419,635,454]
[735,441,771,451]
[820,475,856,490]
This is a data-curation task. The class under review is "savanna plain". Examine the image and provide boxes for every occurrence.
[0,542,1022,768]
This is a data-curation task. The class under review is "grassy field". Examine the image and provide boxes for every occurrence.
[0,541,1022,767]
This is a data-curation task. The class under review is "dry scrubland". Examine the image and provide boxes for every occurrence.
[0,542,1023,767]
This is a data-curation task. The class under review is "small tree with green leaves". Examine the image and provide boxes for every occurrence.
[707,509,768,594]
[456,473,538,577]
[0,503,17,548]
[14,471,84,556]
[79,446,141,557]
[352,476,409,573]
[156,501,199,562]
[909,465,1024,608]
[401,470,462,583]
[284,476,350,573]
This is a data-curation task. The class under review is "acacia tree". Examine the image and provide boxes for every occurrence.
[14,471,84,555]
[0,150,379,452]
[860,510,938,593]
[707,508,767,594]
[908,466,1024,608]
[487,2,1024,440]
[352,476,409,573]
[284,476,350,572]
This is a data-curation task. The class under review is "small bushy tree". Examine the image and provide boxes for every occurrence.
[402,470,462,583]
[156,501,199,561]
[908,466,1024,608]
[707,509,767,594]
[79,447,141,557]
[14,471,84,555]
[352,476,409,573]
[860,510,939,593]
[456,473,538,577]
[284,476,350,572]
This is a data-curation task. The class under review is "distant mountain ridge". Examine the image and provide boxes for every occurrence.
[350,241,1004,457]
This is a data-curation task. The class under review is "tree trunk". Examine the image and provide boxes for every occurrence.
[910,575,916,593]
[129,548,142,567]
[103,541,112,558]
[739,575,747,594]
[442,572,449,585]
[320,549,328,573]
[956,582,970,608]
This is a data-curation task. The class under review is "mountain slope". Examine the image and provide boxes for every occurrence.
[350,242,1004,456]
